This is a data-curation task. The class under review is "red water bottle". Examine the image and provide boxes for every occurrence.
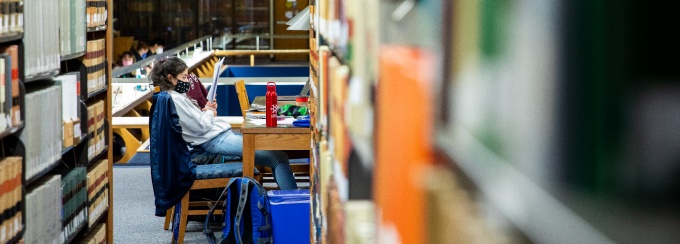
[265,82,278,127]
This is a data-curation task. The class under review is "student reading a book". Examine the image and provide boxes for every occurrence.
[148,57,298,189]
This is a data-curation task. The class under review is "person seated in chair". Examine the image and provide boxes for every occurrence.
[148,57,298,190]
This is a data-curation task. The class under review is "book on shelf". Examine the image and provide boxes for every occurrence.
[0,157,22,243]
[55,74,81,148]
[86,0,107,28]
[20,84,63,181]
[86,101,96,160]
[95,100,105,155]
[54,167,88,243]
[84,99,104,156]
[1,45,20,128]
[25,174,63,244]
[0,55,10,130]
[60,0,87,56]
[85,39,106,95]
[0,0,24,36]
[86,159,108,228]
[24,0,60,77]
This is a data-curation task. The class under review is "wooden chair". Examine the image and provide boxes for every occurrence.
[163,164,259,244]
[234,80,251,120]
[233,80,310,183]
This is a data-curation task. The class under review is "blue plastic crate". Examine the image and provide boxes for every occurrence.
[267,189,310,243]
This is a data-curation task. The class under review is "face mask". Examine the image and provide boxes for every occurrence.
[141,53,148,59]
[122,60,133,66]
[173,80,191,93]
[156,47,164,54]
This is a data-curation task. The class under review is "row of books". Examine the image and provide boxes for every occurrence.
[21,84,63,181]
[60,0,88,57]
[24,162,108,244]
[315,0,349,57]
[0,46,19,129]
[55,167,88,243]
[73,223,106,244]
[24,0,61,78]
[26,175,63,244]
[55,73,83,149]
[0,53,13,130]
[86,159,109,228]
[0,0,23,37]
[86,0,108,28]
[86,100,106,161]
[0,157,22,243]
[85,39,106,95]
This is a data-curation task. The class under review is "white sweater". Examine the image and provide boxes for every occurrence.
[168,90,231,146]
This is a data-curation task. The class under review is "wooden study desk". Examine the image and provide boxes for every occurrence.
[240,119,310,177]
[111,83,153,162]
[112,83,153,117]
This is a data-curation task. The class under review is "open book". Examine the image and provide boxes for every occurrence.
[206,57,227,103]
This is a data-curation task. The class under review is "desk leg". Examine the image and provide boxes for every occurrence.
[243,134,255,177]
[113,128,141,163]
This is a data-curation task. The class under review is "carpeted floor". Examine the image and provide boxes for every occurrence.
[113,166,212,243]
[113,161,310,243]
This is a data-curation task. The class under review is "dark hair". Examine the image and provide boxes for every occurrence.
[131,41,149,51]
[114,51,137,67]
[150,38,166,47]
[149,57,188,91]
[117,51,136,61]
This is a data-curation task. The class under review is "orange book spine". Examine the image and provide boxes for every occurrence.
[375,46,435,244]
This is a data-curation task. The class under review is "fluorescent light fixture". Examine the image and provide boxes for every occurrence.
[286,6,310,31]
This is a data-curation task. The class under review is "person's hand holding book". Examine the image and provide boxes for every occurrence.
[202,101,218,116]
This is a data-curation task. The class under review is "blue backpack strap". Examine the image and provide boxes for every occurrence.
[234,178,251,243]
[257,201,273,244]
[250,178,272,244]
[204,178,238,244]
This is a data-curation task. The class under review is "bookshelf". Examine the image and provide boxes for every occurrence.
[115,0,308,52]
[312,0,680,243]
[0,0,114,243]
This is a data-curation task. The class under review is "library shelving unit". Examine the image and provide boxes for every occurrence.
[1,0,114,243]
[308,0,379,242]
[309,0,680,243]
[115,0,211,47]
[115,0,308,53]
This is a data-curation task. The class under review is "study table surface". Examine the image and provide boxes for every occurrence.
[112,83,153,116]
[249,96,298,111]
[240,119,310,177]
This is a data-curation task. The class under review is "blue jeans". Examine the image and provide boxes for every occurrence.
[195,129,298,189]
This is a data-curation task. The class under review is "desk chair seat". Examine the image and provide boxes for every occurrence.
[190,147,241,165]
[195,162,259,180]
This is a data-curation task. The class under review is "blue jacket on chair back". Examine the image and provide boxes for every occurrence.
[150,91,196,216]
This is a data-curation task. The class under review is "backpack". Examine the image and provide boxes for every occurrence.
[204,177,272,244]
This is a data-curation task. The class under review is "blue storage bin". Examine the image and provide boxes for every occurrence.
[267,189,310,243]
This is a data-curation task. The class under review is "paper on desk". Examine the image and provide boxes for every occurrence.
[250,117,297,126]
[206,57,226,103]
